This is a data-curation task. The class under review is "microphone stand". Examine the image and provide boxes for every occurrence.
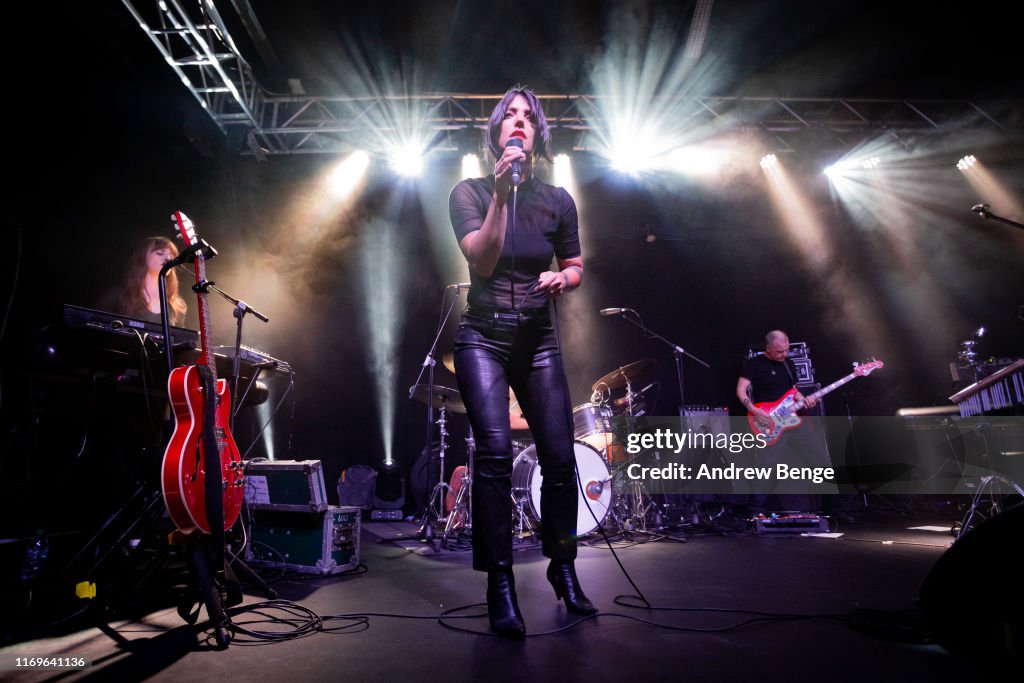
[605,309,711,534]
[159,239,216,374]
[203,286,270,434]
[403,285,466,541]
[973,204,1024,232]
[605,309,710,423]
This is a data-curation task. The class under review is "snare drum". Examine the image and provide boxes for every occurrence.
[511,440,611,535]
[572,403,625,464]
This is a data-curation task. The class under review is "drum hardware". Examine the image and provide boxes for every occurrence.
[409,384,466,539]
[442,425,476,541]
[406,285,467,544]
[511,491,537,540]
[608,478,655,533]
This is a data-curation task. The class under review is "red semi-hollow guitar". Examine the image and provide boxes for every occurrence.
[161,211,244,533]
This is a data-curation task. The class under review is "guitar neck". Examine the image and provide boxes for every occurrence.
[192,255,216,385]
[797,371,858,407]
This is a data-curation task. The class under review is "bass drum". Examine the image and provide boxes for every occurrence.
[511,440,611,535]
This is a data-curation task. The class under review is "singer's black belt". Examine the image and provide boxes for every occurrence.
[464,305,550,325]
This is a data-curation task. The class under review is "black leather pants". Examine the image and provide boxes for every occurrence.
[454,306,578,571]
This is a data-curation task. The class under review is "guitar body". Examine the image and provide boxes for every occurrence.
[746,360,885,447]
[159,210,245,535]
[748,388,803,446]
[162,365,244,533]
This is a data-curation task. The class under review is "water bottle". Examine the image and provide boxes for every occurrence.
[21,529,49,581]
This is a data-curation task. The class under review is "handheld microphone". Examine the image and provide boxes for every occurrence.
[446,283,472,290]
[506,138,524,187]
[972,203,990,215]
[600,307,631,316]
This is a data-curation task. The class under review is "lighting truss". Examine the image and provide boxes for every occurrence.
[123,1,1023,158]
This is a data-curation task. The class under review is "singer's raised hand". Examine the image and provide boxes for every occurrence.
[493,143,526,197]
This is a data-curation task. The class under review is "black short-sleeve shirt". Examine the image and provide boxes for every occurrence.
[741,354,799,404]
[449,176,581,310]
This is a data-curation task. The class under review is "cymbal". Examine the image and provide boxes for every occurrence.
[592,359,656,392]
[442,350,456,374]
[410,383,466,413]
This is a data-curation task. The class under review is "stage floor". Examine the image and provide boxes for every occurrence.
[0,499,995,682]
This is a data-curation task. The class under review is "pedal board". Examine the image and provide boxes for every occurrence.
[370,509,404,521]
[752,512,830,533]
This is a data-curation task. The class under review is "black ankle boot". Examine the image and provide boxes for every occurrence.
[486,571,526,639]
[546,561,597,615]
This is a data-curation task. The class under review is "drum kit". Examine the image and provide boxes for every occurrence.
[411,355,660,544]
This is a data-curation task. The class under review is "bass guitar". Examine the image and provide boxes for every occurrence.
[748,359,884,445]
[161,211,245,533]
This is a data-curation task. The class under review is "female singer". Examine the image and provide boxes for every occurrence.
[449,86,594,639]
[101,235,187,326]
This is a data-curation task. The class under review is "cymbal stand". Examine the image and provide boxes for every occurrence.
[418,402,452,539]
[443,426,474,541]
[408,284,466,541]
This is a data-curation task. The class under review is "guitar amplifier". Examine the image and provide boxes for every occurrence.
[684,406,730,437]
[244,460,328,513]
[247,505,360,575]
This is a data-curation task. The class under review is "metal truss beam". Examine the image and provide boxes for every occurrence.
[123,1,1021,158]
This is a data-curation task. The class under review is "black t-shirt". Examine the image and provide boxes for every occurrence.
[449,176,581,310]
[741,354,799,404]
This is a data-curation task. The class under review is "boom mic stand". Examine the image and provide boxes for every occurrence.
[400,284,467,542]
[972,203,1024,232]
[604,308,711,531]
[602,308,710,429]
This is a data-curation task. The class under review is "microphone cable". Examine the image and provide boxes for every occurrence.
[550,294,651,608]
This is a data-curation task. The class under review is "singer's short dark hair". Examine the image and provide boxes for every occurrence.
[485,86,552,163]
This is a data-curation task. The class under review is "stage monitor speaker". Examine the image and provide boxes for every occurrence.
[918,503,1023,673]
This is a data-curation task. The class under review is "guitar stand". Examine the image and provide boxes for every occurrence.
[153,227,270,651]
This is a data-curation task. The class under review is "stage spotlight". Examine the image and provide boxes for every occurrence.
[608,127,662,176]
[389,142,425,177]
[373,461,405,512]
[957,155,977,171]
[862,156,881,169]
[461,153,481,179]
[760,154,778,170]
[327,150,370,198]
